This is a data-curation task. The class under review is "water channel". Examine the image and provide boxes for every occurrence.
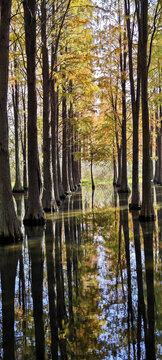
[0,184,161,359]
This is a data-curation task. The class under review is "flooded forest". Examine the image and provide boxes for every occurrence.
[0,184,162,359]
[0,0,162,359]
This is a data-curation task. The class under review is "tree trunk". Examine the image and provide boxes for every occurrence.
[57,88,66,199]
[125,0,140,208]
[156,116,162,184]
[139,0,155,220]
[51,72,61,205]
[62,80,70,194]
[41,0,55,212]
[68,82,75,191]
[117,145,122,187]
[0,0,22,240]
[23,0,45,225]
[73,124,81,187]
[154,115,159,183]
[113,140,117,185]
[21,87,28,190]
[90,156,95,190]
[119,23,129,193]
[150,127,154,181]
[12,47,23,193]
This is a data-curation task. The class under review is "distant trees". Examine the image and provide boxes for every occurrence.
[96,0,161,219]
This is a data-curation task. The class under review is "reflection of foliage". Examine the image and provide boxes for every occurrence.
[0,187,161,359]
[64,217,105,359]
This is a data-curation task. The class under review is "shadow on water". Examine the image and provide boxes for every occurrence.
[0,185,161,359]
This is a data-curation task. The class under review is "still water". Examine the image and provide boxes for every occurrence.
[0,184,161,360]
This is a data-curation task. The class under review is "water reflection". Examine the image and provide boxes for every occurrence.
[0,185,161,359]
[0,244,20,360]
[27,227,45,359]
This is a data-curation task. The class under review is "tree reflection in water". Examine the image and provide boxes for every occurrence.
[0,185,161,359]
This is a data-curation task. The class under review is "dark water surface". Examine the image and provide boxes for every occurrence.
[0,184,161,359]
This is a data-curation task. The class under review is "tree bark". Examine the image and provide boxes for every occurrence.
[119,21,129,193]
[41,0,55,212]
[90,156,95,190]
[68,81,75,191]
[62,80,70,194]
[23,0,45,225]
[156,113,162,184]
[57,88,66,199]
[51,70,61,205]
[12,46,23,193]
[0,0,22,240]
[21,87,28,190]
[139,0,155,220]
[113,140,117,185]
[125,0,141,208]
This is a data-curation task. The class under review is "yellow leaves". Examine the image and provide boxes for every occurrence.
[9,75,16,85]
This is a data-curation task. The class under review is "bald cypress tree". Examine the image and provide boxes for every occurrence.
[23,0,45,225]
[139,0,155,220]
[0,0,22,240]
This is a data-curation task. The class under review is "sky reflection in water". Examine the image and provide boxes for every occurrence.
[0,184,161,360]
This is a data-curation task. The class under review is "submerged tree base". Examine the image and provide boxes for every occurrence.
[154,180,162,186]
[43,207,55,213]
[56,199,62,206]
[0,234,23,244]
[60,193,66,200]
[139,214,156,222]
[23,216,46,226]
[129,203,141,211]
[118,187,131,194]
[12,188,25,194]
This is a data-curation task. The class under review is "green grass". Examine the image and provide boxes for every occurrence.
[81,177,113,186]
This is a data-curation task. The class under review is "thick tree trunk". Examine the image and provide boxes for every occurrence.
[139,0,154,220]
[0,0,22,240]
[41,0,55,212]
[125,0,140,208]
[23,0,45,225]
